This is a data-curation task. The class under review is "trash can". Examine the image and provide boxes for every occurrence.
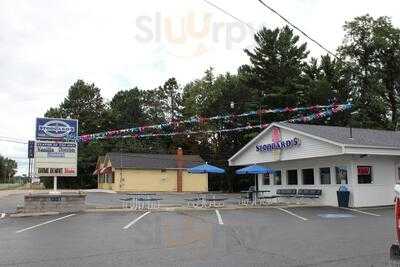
[337,185,350,207]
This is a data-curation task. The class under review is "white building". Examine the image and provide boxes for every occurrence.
[229,122,400,207]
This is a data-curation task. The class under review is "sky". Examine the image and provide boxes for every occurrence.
[1,0,399,175]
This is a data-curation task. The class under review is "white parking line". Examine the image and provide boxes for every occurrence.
[123,211,150,230]
[276,208,309,221]
[15,214,76,233]
[215,209,224,225]
[0,213,5,219]
[340,207,381,217]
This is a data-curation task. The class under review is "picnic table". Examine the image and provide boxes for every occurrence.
[240,190,270,205]
[185,193,228,208]
[123,193,161,210]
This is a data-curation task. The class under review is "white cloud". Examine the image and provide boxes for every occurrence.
[0,0,399,174]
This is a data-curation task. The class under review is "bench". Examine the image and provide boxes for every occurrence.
[276,189,297,197]
[296,189,322,199]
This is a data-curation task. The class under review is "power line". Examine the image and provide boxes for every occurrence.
[201,0,256,32]
[256,0,339,59]
[202,0,339,59]
[0,139,28,145]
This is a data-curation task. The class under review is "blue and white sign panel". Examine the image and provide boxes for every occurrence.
[34,141,78,177]
[36,118,78,141]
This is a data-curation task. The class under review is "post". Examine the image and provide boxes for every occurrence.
[28,159,31,182]
[50,176,61,195]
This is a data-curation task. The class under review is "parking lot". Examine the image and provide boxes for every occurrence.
[0,206,395,267]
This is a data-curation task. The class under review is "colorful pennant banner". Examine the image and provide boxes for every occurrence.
[81,103,352,142]
[79,103,351,143]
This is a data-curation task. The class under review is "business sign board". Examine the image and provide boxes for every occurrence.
[256,137,301,153]
[36,118,78,141]
[28,140,35,158]
[34,141,78,177]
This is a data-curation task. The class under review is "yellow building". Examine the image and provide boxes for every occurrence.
[95,149,208,192]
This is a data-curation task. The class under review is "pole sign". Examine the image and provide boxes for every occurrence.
[36,118,78,141]
[28,140,35,158]
[34,141,78,177]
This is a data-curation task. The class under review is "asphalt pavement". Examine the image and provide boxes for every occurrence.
[0,206,396,267]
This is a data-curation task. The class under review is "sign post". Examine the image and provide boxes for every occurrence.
[34,118,79,195]
[28,141,35,183]
[52,176,58,195]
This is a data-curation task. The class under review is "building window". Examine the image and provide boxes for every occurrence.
[358,166,373,184]
[319,167,331,185]
[398,167,400,181]
[302,169,314,185]
[287,170,298,185]
[335,166,348,184]
[111,172,115,183]
[262,173,270,185]
[274,170,282,185]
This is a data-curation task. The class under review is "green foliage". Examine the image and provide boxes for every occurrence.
[339,15,400,129]
[43,15,400,191]
[244,26,309,107]
[0,155,17,183]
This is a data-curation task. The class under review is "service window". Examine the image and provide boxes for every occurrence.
[319,167,331,185]
[262,173,270,185]
[335,166,348,184]
[357,166,373,184]
[274,170,282,185]
[302,168,314,185]
[287,169,298,185]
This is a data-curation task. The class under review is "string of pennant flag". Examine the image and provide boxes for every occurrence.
[79,103,352,142]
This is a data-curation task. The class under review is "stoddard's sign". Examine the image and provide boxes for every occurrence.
[256,138,301,152]
[36,118,78,141]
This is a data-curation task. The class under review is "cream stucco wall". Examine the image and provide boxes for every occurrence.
[182,172,208,192]
[105,169,208,192]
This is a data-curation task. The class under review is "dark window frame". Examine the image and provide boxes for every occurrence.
[319,167,331,185]
[302,168,315,185]
[274,170,282,185]
[287,169,298,185]
[357,166,373,184]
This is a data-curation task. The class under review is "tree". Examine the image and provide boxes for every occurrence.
[158,78,183,121]
[243,26,310,108]
[339,15,400,129]
[44,80,108,188]
[109,88,147,129]
[0,155,17,183]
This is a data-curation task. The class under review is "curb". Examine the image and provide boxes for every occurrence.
[9,211,61,218]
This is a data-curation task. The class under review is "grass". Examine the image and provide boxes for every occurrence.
[0,183,23,190]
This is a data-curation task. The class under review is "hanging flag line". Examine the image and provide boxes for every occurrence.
[79,103,351,143]
[82,103,351,142]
